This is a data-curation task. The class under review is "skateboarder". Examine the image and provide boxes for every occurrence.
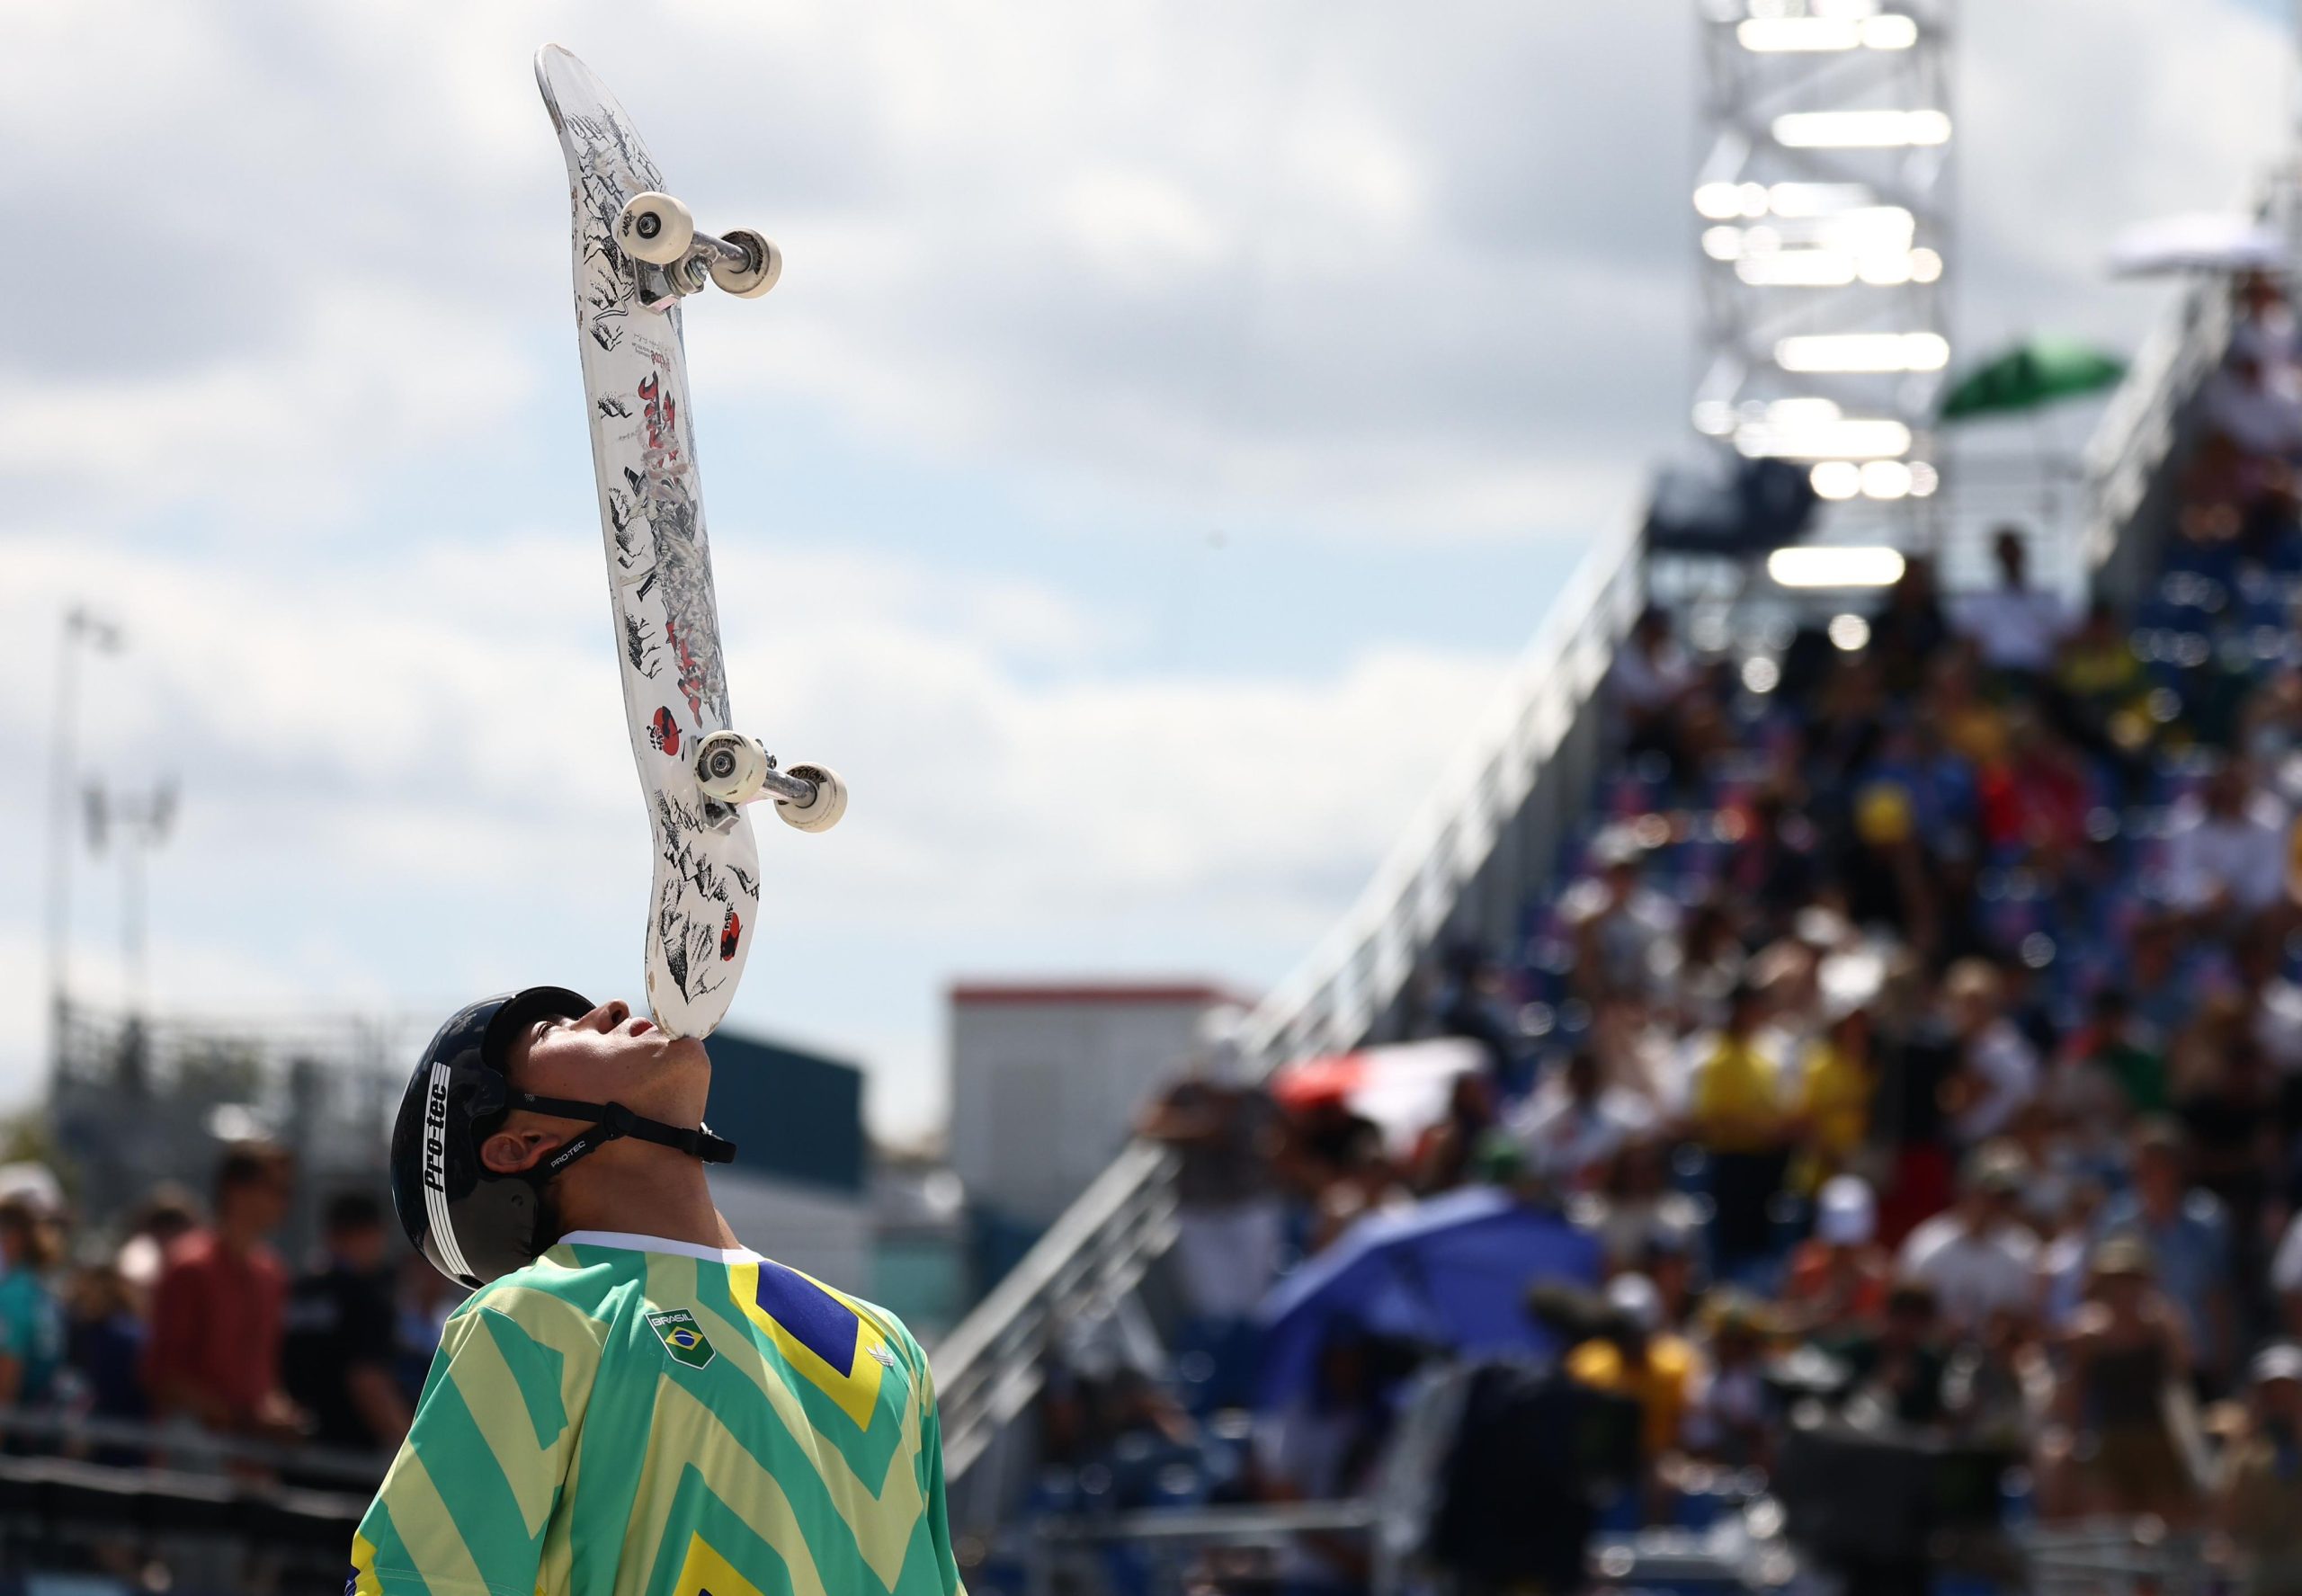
[348,987,964,1596]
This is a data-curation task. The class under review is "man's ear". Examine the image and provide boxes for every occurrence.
[480,1127,558,1177]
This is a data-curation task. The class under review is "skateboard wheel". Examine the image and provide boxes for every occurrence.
[617,191,695,265]
[710,229,782,299]
[693,730,768,805]
[778,763,846,834]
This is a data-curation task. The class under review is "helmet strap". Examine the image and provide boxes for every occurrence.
[516,1093,737,1178]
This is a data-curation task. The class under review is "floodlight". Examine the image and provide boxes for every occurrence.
[1772,110,1950,148]
[1767,547,1907,588]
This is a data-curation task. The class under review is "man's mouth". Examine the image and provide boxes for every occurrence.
[629,1018,655,1038]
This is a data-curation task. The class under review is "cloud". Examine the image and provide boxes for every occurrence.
[0,528,1504,1133]
[0,0,2291,1140]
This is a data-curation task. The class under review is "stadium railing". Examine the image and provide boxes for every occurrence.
[932,513,1646,1526]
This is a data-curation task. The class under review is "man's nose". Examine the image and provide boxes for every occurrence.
[593,1000,630,1030]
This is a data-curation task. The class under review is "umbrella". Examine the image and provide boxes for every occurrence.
[1254,1187,1601,1410]
[1938,335,2127,423]
[2108,212,2285,278]
[1271,1039,1487,1155]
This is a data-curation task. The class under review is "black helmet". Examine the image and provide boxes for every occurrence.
[389,986,735,1287]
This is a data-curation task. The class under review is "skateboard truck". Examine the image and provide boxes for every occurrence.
[691,730,846,834]
[615,192,781,300]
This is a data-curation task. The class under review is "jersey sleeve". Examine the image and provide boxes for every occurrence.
[908,1329,967,1596]
[350,1295,600,1596]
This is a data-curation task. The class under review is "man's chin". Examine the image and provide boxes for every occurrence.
[663,1033,712,1072]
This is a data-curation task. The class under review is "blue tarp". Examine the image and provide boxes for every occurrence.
[1254,1187,1602,1410]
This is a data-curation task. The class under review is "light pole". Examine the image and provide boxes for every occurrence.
[83,780,178,1021]
[45,606,123,1075]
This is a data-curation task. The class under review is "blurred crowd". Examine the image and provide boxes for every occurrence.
[1105,276,2302,1591]
[0,1141,457,1482]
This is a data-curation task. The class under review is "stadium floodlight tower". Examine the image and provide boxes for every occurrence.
[1691,0,1953,548]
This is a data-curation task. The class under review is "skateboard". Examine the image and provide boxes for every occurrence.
[536,44,845,1039]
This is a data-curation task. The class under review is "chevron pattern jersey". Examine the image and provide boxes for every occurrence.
[349,1231,965,1596]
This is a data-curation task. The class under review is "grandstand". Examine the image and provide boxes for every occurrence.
[930,211,2278,1594]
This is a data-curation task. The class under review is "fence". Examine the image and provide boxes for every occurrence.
[49,998,424,1251]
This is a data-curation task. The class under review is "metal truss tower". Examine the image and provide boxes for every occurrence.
[1692,0,1954,531]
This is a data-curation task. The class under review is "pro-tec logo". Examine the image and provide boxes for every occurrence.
[648,1309,717,1370]
[422,1074,451,1193]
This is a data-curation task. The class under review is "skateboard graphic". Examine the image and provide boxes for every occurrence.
[537,44,844,1039]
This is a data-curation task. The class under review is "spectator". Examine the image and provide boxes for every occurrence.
[1687,983,1793,1277]
[1950,527,2070,681]
[2277,1209,2302,1341]
[143,1141,303,1445]
[2098,1119,2235,1392]
[112,1185,197,1310]
[1780,1175,1889,1335]
[1684,1292,1779,1468]
[0,1197,63,1417]
[1613,606,1698,775]
[2042,1236,2200,1527]
[2203,347,2302,462]
[1509,1048,1653,1196]
[2061,987,2167,1119]
[1564,834,1681,1004]
[282,1192,411,1454]
[2164,760,2291,923]
[1943,1305,2043,1451]
[1897,1142,2039,1336]
[1564,1273,1695,1511]
[62,1262,146,1460]
[1868,554,1951,700]
[1942,959,2040,1148]
[1833,1279,1949,1431]
[1407,1072,1498,1195]
[1138,1015,1287,1333]
[1789,1003,1875,1193]
[2217,1342,2302,1596]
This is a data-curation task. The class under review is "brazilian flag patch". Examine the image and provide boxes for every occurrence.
[647,1309,717,1370]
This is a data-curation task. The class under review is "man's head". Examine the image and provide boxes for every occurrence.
[1959,1140,2029,1226]
[1993,527,2029,589]
[2252,1342,2302,1429]
[478,996,712,1181]
[214,1141,292,1241]
[388,987,730,1288]
[321,1190,390,1271]
[1944,958,2001,1035]
[2131,1117,2188,1209]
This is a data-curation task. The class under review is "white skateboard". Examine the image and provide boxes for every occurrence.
[536,43,845,1039]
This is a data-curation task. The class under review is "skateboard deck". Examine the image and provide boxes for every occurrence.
[537,45,760,1039]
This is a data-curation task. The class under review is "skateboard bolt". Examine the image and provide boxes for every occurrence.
[636,214,661,238]
[709,751,736,777]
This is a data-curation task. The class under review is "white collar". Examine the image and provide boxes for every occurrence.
[555,1228,763,1265]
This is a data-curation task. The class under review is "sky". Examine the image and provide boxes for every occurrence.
[0,0,2289,1142]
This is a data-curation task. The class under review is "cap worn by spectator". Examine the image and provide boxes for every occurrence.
[1966,1140,2030,1197]
[1816,1174,1878,1247]
[2252,1342,2302,1388]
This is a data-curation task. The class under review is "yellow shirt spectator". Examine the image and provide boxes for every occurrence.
[1793,1036,1870,1190]
[1567,1335,1698,1461]
[1691,1034,1787,1155]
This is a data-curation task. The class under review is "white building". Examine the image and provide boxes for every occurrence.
[947,981,1249,1235]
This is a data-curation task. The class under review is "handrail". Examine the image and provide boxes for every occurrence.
[2078,189,2270,593]
[932,512,1646,1493]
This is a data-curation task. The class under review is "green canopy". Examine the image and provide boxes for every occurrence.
[1938,334,2128,422]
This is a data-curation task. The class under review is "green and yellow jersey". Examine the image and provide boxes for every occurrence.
[350,1231,965,1596]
